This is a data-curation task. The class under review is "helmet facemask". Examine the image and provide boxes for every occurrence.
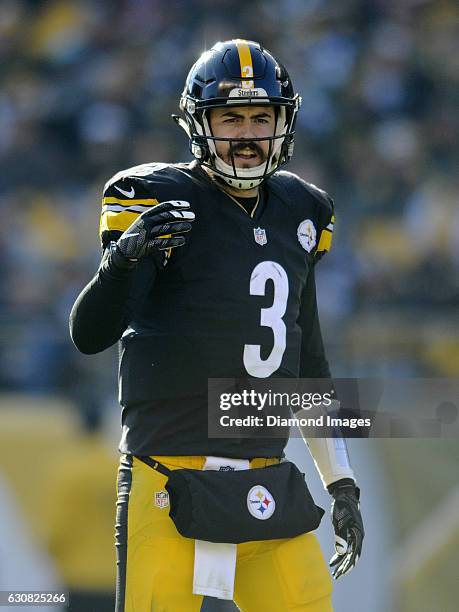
[180,96,300,190]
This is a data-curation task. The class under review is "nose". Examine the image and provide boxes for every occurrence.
[234,119,257,140]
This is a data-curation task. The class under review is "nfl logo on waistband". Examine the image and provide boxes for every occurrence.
[253,227,267,246]
[154,490,169,508]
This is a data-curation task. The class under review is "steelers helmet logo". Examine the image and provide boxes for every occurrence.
[297,219,317,253]
[247,485,276,520]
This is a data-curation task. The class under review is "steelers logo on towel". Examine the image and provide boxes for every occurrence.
[247,485,276,520]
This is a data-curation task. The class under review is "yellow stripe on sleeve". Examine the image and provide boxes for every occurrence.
[99,210,140,235]
[317,229,333,253]
[99,196,159,235]
[102,197,159,206]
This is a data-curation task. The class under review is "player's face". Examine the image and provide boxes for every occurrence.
[208,106,276,168]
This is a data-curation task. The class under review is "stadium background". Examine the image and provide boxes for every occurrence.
[0,0,458,610]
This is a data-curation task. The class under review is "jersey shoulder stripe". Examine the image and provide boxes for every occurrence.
[99,163,189,246]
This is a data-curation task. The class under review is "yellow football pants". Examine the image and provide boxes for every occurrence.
[115,455,333,611]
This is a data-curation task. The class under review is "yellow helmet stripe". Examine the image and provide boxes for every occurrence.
[235,39,253,80]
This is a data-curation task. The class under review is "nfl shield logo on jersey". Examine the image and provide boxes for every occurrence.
[253,227,267,246]
[154,490,169,509]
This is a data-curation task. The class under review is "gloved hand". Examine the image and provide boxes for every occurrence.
[113,200,194,266]
[327,478,364,579]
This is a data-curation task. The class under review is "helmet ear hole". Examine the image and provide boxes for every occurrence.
[190,137,209,161]
[191,143,203,159]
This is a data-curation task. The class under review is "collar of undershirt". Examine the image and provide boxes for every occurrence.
[223,188,264,218]
[233,194,258,215]
[189,162,264,218]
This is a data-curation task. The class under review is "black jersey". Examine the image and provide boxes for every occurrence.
[71,161,334,458]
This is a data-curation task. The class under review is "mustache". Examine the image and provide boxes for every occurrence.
[229,141,265,158]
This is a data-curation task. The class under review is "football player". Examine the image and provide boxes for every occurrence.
[70,39,364,611]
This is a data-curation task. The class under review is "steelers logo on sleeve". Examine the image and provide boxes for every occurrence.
[247,485,276,520]
[297,219,317,253]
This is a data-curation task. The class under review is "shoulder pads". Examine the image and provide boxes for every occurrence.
[99,163,189,248]
[269,171,335,263]
[103,162,171,194]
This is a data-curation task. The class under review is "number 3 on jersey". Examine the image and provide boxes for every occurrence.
[243,261,289,378]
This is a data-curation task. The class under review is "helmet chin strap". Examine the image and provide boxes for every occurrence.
[213,157,266,190]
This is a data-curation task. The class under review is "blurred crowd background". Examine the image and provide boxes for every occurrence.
[0,1,458,611]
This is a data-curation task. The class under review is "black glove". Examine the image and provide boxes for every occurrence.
[327,478,364,579]
[112,200,194,266]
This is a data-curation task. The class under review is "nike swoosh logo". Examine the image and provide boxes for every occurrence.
[115,185,135,198]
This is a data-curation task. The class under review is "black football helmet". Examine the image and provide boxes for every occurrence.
[175,39,301,190]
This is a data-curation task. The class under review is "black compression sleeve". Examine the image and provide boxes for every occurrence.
[298,269,368,436]
[298,267,331,378]
[69,249,156,354]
